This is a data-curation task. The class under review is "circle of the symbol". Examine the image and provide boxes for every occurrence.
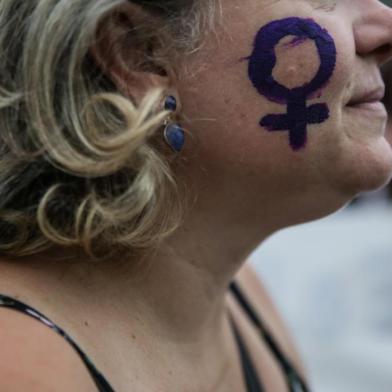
[248,17,337,103]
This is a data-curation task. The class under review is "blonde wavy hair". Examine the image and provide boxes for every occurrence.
[0,0,216,261]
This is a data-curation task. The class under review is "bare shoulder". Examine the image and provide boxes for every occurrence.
[0,306,97,391]
[234,262,308,378]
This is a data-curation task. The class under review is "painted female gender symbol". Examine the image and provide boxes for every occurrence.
[247,17,337,150]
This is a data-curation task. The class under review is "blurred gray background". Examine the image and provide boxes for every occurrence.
[251,2,392,390]
[251,198,392,392]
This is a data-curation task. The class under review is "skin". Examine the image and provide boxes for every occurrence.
[1,0,392,391]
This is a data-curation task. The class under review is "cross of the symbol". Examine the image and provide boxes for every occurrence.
[260,100,329,150]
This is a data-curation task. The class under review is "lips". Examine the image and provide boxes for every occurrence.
[347,86,385,107]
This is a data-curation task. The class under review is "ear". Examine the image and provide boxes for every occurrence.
[89,2,173,104]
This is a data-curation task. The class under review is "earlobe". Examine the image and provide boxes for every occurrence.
[88,2,171,105]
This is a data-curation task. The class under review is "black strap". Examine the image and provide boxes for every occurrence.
[228,314,265,392]
[0,284,310,392]
[229,281,310,392]
[0,294,115,392]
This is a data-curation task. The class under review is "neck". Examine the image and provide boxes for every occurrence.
[1,196,271,345]
[85,205,269,340]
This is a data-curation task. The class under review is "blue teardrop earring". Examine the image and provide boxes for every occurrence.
[163,95,185,153]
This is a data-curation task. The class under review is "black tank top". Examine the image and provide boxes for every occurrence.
[0,281,310,392]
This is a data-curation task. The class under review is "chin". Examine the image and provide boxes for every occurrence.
[332,135,392,195]
[322,108,392,194]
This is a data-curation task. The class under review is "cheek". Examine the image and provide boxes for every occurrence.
[245,17,340,152]
[272,37,321,89]
[320,24,355,109]
[178,16,354,171]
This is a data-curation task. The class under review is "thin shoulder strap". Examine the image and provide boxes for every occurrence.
[229,281,310,392]
[0,294,115,392]
[228,313,265,392]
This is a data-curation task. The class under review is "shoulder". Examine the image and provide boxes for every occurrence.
[234,262,308,378]
[0,305,97,391]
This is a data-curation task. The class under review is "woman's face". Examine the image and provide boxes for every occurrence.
[176,0,392,225]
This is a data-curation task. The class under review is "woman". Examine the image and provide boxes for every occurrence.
[0,0,391,391]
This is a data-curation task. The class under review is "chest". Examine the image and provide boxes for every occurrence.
[85,301,293,392]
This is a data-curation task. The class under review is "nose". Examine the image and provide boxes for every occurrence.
[354,0,392,66]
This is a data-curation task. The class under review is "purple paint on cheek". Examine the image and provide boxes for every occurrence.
[284,36,308,48]
[309,88,324,100]
[247,17,337,150]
